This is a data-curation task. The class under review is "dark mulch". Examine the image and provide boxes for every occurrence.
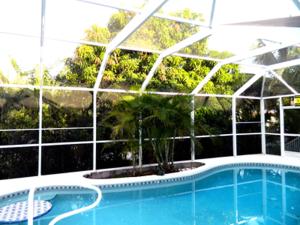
[84,162,205,179]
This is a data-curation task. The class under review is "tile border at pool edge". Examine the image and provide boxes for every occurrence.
[2,161,300,201]
[0,186,87,201]
[96,162,300,190]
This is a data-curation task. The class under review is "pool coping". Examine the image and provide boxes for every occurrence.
[1,154,300,200]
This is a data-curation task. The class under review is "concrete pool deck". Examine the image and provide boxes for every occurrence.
[1,154,300,197]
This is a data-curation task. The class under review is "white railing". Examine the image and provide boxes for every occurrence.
[285,137,300,152]
[27,183,102,225]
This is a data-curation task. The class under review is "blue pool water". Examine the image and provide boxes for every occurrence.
[4,165,300,225]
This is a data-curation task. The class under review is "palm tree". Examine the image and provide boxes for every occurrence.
[104,94,192,175]
[103,95,141,174]
[140,95,192,174]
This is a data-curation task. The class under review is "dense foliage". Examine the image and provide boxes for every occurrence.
[0,10,271,178]
[106,94,192,174]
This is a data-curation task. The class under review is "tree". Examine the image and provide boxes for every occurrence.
[140,95,192,174]
[0,9,255,178]
[103,94,141,174]
[105,94,192,174]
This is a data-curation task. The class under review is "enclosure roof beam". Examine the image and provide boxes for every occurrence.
[93,0,168,90]
[233,67,298,98]
[260,76,266,98]
[225,16,300,27]
[106,0,168,53]
[237,43,300,97]
[191,63,223,95]
[222,40,299,65]
[263,94,296,100]
[191,40,299,95]
[268,70,298,94]
[93,51,110,90]
[233,73,263,97]
[209,0,217,27]
[76,0,208,27]
[140,56,164,92]
[267,58,300,71]
[140,29,213,92]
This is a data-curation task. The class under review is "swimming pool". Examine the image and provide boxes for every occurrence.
[2,163,300,225]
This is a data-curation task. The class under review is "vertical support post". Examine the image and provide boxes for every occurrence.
[191,95,195,161]
[138,111,142,167]
[38,78,43,175]
[232,97,237,157]
[209,0,216,27]
[279,97,285,156]
[260,99,266,154]
[93,91,97,171]
[38,66,43,176]
[38,0,46,176]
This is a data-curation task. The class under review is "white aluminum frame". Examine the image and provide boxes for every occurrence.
[232,97,237,156]
[279,97,285,156]
[190,96,195,161]
[141,30,213,91]
[268,70,297,94]
[268,58,300,71]
[191,40,300,95]
[76,0,210,28]
[260,76,266,155]
[260,98,266,154]
[92,0,169,170]
[0,0,299,177]
[93,0,169,90]
[38,0,46,176]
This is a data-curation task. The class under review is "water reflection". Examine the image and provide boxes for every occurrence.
[233,168,300,225]
[21,167,300,225]
[96,168,300,225]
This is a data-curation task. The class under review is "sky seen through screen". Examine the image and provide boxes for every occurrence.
[0,0,299,80]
